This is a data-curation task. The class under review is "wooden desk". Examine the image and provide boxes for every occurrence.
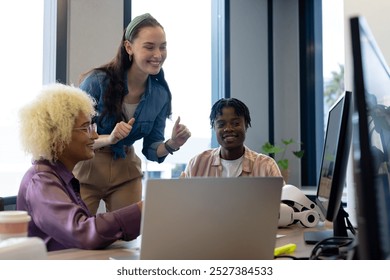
[47,239,141,260]
[275,222,332,259]
[47,223,332,260]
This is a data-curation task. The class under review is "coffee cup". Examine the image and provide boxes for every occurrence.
[0,211,31,241]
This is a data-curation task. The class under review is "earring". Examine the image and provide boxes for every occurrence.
[129,54,133,62]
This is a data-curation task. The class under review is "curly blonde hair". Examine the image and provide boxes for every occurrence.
[19,83,96,163]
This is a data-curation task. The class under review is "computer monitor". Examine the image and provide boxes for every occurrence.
[304,91,354,244]
[350,16,390,260]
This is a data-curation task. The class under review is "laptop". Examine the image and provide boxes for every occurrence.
[138,176,283,260]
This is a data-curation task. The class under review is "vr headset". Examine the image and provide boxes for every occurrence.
[278,184,325,228]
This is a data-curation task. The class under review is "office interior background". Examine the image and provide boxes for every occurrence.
[1,0,389,225]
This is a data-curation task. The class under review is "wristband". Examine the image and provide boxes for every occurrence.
[164,140,180,154]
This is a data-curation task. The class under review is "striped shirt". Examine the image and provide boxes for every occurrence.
[183,145,283,179]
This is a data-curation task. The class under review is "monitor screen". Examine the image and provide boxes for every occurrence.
[350,16,390,260]
[304,91,353,244]
[317,91,352,224]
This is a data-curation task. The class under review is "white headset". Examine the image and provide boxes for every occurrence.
[278,184,325,228]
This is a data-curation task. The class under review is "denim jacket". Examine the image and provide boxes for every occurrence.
[80,70,170,162]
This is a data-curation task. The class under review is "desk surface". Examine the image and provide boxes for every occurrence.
[276,222,332,259]
[47,222,333,260]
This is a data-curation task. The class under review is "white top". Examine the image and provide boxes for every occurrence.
[220,156,243,177]
[122,103,138,121]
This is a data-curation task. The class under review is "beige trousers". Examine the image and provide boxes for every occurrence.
[73,145,143,214]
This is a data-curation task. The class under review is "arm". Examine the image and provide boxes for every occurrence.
[79,71,106,104]
[156,116,191,157]
[79,71,131,150]
[26,172,141,250]
[93,118,135,149]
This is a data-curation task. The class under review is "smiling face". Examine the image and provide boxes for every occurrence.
[124,26,167,76]
[214,107,247,160]
[58,111,98,171]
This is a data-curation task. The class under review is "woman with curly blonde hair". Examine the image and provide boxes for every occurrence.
[17,83,142,251]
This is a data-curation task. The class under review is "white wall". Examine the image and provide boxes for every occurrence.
[272,0,301,186]
[344,0,390,91]
[68,0,123,86]
[345,0,390,66]
[229,0,302,187]
[229,0,269,152]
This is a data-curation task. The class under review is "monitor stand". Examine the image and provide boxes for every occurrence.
[304,206,354,244]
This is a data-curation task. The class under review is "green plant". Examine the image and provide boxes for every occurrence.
[261,138,304,170]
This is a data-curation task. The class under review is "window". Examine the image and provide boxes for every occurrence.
[131,0,212,179]
[0,1,45,196]
[322,0,347,203]
[322,0,345,115]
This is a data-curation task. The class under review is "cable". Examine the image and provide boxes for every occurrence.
[309,236,356,260]
[274,255,309,260]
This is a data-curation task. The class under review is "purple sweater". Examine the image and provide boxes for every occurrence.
[17,160,141,251]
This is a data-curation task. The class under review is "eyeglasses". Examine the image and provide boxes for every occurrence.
[73,123,97,136]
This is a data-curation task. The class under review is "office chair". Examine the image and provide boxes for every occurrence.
[0,196,17,211]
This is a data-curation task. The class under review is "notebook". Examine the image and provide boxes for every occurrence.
[138,176,283,260]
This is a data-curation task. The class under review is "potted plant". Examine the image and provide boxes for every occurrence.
[261,138,304,182]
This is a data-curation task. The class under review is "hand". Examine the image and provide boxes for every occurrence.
[170,116,191,149]
[108,118,135,144]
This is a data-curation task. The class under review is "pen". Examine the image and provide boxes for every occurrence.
[274,243,297,256]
